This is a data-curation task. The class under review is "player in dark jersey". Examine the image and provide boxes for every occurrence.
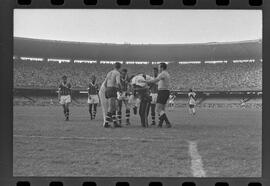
[88,75,99,120]
[149,67,159,125]
[58,75,72,121]
[116,69,131,125]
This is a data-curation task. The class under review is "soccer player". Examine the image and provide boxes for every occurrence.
[117,69,131,125]
[104,62,122,128]
[149,67,158,125]
[58,75,72,121]
[130,73,153,127]
[146,62,172,128]
[188,88,196,115]
[87,75,99,120]
[168,93,176,111]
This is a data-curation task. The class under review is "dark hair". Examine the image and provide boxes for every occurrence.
[159,62,167,70]
[153,67,158,71]
[115,62,121,70]
[122,68,127,73]
[189,88,193,92]
[62,75,67,79]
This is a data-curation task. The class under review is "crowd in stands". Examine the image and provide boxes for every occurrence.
[14,60,262,91]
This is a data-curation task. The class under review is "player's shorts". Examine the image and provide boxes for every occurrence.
[189,104,195,108]
[88,94,99,104]
[105,87,118,99]
[59,95,71,105]
[157,90,170,104]
[169,100,175,104]
[128,94,140,107]
[150,93,158,104]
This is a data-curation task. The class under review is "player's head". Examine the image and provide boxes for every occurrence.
[189,88,193,92]
[121,68,128,77]
[153,67,158,77]
[91,75,96,83]
[114,62,121,70]
[62,75,67,83]
[159,62,167,72]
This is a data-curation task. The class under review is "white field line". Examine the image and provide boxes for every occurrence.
[188,141,206,177]
[14,134,183,142]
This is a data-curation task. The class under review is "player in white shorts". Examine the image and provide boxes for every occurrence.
[168,93,176,111]
[116,69,131,125]
[58,75,72,121]
[188,88,196,115]
[87,75,99,120]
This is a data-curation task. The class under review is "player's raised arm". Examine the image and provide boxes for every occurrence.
[146,73,164,84]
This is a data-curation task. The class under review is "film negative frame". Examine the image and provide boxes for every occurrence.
[0,0,269,185]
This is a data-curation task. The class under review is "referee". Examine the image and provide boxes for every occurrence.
[146,63,172,128]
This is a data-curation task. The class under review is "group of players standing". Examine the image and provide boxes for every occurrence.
[57,62,197,127]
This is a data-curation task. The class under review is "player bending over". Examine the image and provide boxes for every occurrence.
[131,73,153,127]
[146,63,172,128]
[149,67,159,125]
[58,75,72,121]
[117,69,131,125]
[104,62,122,128]
[188,88,196,115]
[87,75,99,120]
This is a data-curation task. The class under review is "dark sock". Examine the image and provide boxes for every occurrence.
[117,111,122,124]
[93,104,97,118]
[126,109,130,123]
[66,107,69,117]
[89,104,93,118]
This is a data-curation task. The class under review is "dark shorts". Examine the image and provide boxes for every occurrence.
[105,87,118,99]
[157,90,170,104]
[189,104,195,108]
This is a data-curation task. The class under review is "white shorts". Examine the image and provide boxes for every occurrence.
[117,92,129,101]
[150,93,158,104]
[60,95,71,105]
[169,100,175,104]
[88,94,99,104]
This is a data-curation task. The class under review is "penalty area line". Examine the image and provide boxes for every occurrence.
[188,140,206,177]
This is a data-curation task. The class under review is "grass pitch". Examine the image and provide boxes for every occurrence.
[13,105,261,177]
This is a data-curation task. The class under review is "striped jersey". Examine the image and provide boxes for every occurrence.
[88,82,99,95]
[59,82,71,96]
[188,92,196,105]
[120,75,129,92]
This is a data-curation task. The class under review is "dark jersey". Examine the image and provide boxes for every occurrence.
[88,82,99,95]
[59,82,71,96]
[149,83,158,94]
[120,75,129,92]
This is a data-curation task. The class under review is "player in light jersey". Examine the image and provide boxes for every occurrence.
[188,88,196,115]
[58,75,72,121]
[146,63,172,128]
[117,69,131,125]
[149,67,158,125]
[98,79,109,127]
[168,93,176,111]
[130,73,153,127]
[87,75,99,120]
[104,62,122,128]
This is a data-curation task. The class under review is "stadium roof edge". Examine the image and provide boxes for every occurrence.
[14,37,262,46]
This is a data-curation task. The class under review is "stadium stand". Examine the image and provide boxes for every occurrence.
[14,60,262,91]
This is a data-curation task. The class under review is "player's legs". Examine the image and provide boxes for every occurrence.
[123,100,131,125]
[139,99,147,127]
[93,103,97,118]
[99,90,107,125]
[117,99,122,125]
[88,103,93,119]
[150,104,156,125]
[65,102,70,120]
[156,90,171,128]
